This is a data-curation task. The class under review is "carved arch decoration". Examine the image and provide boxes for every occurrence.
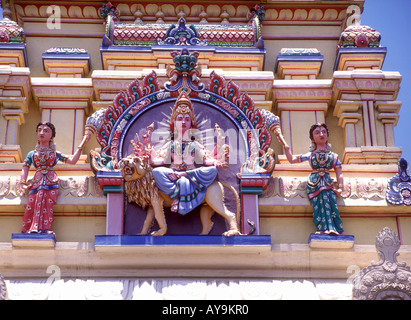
[353,227,411,300]
[87,48,281,235]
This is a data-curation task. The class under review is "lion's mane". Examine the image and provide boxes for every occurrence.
[124,168,159,209]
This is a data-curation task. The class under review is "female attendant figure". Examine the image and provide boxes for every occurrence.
[278,123,345,235]
[17,122,90,235]
[150,92,223,215]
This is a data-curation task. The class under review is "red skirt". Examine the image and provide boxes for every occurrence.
[22,188,58,233]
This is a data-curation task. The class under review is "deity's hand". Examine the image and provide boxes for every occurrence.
[16,180,29,196]
[168,171,188,181]
[78,131,92,150]
[142,122,154,145]
[142,130,151,145]
[214,160,225,169]
[276,134,287,147]
[168,172,180,181]
[332,181,344,196]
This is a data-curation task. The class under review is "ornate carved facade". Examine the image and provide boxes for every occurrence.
[0,0,409,300]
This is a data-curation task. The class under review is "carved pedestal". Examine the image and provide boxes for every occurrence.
[11,233,56,248]
[308,233,354,249]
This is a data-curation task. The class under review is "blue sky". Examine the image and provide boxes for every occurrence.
[361,0,411,163]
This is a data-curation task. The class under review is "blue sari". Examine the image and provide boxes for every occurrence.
[152,166,217,215]
[152,139,218,215]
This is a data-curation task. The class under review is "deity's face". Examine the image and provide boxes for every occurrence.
[174,111,192,134]
[311,125,328,145]
[37,124,53,145]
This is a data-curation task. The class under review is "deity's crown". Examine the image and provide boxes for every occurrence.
[170,91,196,128]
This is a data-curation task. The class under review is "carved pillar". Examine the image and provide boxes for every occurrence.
[361,99,379,147]
[240,174,270,235]
[0,66,30,163]
[32,78,93,156]
[376,101,401,147]
[97,172,124,235]
[277,101,328,162]
[331,70,402,164]
[333,100,362,148]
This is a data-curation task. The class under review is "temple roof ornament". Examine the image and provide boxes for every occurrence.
[338,24,381,48]
[338,4,380,49]
[158,18,206,46]
[334,5,386,71]
[353,227,411,300]
[275,48,324,79]
[99,1,120,21]
[0,0,24,44]
[102,6,263,49]
[42,48,91,78]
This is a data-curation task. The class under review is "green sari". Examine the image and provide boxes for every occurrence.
[301,150,344,234]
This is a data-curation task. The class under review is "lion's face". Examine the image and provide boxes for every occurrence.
[119,155,149,181]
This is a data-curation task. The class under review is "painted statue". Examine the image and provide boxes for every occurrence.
[119,91,240,236]
[386,158,411,206]
[17,121,90,235]
[278,123,345,235]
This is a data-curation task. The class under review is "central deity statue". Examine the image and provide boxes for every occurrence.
[150,91,224,215]
[120,91,238,236]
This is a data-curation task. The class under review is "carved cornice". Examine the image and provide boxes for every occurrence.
[331,70,402,103]
[31,77,94,113]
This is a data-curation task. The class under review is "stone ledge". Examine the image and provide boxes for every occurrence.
[95,235,272,249]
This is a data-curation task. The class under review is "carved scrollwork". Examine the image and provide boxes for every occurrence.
[353,227,411,300]
[0,273,7,300]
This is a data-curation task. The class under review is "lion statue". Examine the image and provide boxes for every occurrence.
[119,154,241,237]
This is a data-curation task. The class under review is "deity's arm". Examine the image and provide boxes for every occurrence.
[283,145,301,164]
[151,141,171,166]
[334,163,344,190]
[19,164,29,184]
[16,158,31,195]
[64,133,91,165]
[17,151,33,192]
[276,135,301,164]
[194,141,215,166]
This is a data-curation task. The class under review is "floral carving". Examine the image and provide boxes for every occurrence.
[0,176,102,200]
[356,178,386,199]
[279,177,307,198]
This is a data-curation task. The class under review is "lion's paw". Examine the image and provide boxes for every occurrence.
[151,228,167,236]
[222,230,241,237]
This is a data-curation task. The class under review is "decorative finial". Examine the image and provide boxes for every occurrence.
[156,6,165,24]
[134,5,143,24]
[2,0,12,20]
[199,10,208,24]
[220,8,229,25]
